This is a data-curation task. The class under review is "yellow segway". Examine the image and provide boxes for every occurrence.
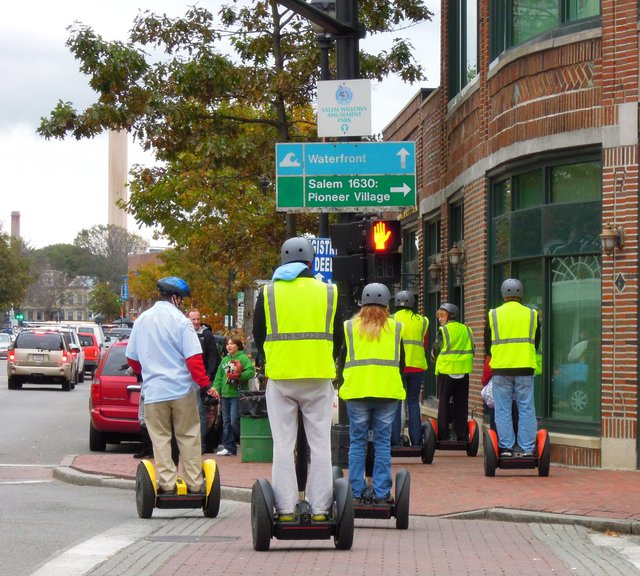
[136,458,221,519]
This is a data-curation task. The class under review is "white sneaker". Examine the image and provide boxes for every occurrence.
[216,448,232,456]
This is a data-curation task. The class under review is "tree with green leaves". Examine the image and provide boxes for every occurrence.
[88,281,122,322]
[0,230,35,312]
[38,1,431,315]
[29,243,100,280]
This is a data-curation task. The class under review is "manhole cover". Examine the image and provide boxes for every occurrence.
[146,535,240,543]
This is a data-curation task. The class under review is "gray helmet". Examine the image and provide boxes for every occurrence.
[501,278,523,299]
[361,283,391,307]
[439,302,459,319]
[394,290,415,308]
[280,237,315,264]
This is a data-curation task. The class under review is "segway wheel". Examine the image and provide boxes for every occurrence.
[537,429,551,477]
[466,418,479,457]
[483,430,497,477]
[135,461,156,519]
[421,420,436,464]
[394,469,411,530]
[251,480,273,551]
[202,460,221,518]
[333,477,354,550]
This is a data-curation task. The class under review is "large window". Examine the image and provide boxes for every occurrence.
[491,0,600,60]
[489,154,602,432]
[448,0,478,99]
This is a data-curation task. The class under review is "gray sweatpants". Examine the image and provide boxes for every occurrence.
[266,378,335,515]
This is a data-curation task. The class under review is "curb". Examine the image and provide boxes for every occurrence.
[53,464,639,535]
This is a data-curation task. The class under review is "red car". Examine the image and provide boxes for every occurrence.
[89,340,141,451]
[78,332,101,377]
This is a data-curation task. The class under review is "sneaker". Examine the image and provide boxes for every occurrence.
[278,513,295,522]
[499,448,513,458]
[311,513,328,522]
[216,448,232,456]
[158,486,177,496]
[521,451,535,457]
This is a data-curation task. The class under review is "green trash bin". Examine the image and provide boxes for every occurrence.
[240,416,272,463]
[239,391,272,463]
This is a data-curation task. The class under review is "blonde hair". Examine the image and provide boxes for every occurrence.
[352,304,390,341]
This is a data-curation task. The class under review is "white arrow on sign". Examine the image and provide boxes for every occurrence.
[314,272,325,281]
[390,183,412,196]
[396,147,411,169]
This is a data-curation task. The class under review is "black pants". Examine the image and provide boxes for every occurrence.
[437,374,469,441]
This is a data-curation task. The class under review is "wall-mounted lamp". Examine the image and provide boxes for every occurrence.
[428,257,441,285]
[599,223,624,254]
[448,242,465,271]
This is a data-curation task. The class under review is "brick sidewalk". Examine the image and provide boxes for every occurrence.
[70,450,640,521]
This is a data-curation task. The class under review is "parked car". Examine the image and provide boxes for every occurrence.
[104,327,132,342]
[0,332,12,359]
[6,330,77,391]
[89,340,141,451]
[76,323,107,351]
[78,332,101,377]
[54,327,86,382]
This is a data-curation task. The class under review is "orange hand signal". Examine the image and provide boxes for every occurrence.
[373,222,391,250]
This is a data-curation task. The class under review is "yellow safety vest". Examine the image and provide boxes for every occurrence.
[434,321,474,375]
[488,302,538,370]
[392,309,428,370]
[339,317,406,401]
[263,277,337,379]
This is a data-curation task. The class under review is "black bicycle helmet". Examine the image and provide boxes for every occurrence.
[157,276,191,298]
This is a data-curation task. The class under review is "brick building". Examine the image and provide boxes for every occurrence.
[385,1,638,468]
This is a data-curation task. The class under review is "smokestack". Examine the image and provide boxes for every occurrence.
[108,129,128,230]
[10,211,20,239]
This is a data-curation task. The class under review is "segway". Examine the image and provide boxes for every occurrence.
[390,401,433,463]
[342,467,411,530]
[250,419,354,551]
[135,458,221,519]
[420,415,480,464]
[483,428,551,477]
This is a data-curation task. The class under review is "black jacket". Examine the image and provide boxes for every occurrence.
[197,327,221,381]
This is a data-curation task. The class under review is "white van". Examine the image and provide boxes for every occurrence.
[76,324,107,352]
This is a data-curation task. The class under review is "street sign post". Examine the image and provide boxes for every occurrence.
[276,142,416,212]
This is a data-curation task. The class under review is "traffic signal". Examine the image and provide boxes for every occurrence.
[330,219,402,285]
[366,220,402,283]
[15,312,24,325]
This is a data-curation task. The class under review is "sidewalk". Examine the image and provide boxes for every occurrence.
[60,449,640,533]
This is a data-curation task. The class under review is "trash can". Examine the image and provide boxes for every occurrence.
[239,391,272,463]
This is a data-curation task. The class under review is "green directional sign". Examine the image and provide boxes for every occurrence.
[276,142,416,212]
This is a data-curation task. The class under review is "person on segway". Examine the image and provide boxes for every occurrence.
[126,276,219,495]
[391,290,428,447]
[431,303,474,442]
[252,237,343,523]
[484,278,541,458]
[339,283,405,504]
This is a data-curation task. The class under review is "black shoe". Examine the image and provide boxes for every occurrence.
[499,449,513,458]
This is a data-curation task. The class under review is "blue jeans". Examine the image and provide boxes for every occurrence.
[391,372,424,446]
[493,374,537,452]
[221,396,240,454]
[346,399,396,499]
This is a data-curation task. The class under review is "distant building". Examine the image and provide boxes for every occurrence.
[21,272,95,322]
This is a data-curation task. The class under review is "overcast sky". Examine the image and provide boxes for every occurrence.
[0,1,440,249]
